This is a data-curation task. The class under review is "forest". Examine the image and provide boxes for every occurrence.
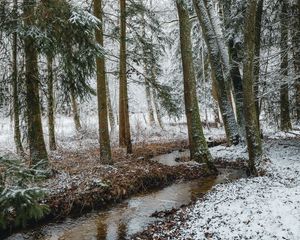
[0,0,299,239]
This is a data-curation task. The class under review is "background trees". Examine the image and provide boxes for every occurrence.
[0,0,298,173]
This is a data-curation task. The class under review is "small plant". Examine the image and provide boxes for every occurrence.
[0,157,49,230]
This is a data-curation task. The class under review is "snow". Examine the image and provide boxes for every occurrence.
[147,136,300,239]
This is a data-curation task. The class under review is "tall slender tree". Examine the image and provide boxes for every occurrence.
[242,0,262,175]
[94,0,112,164]
[176,0,216,170]
[119,0,132,154]
[47,54,57,150]
[253,0,263,127]
[12,0,24,155]
[279,0,292,131]
[193,0,240,145]
[23,0,48,167]
[70,87,82,132]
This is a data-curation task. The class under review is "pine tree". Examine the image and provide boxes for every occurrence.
[119,0,132,154]
[94,0,112,164]
[23,0,48,168]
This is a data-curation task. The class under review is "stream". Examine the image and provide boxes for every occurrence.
[7,151,246,240]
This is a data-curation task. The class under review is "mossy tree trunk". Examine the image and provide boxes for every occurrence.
[193,0,240,146]
[23,0,48,167]
[176,1,216,171]
[12,0,24,155]
[280,0,292,131]
[47,54,57,151]
[242,0,262,176]
[119,0,132,154]
[94,0,112,164]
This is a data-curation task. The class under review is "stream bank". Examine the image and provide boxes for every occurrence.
[2,138,244,239]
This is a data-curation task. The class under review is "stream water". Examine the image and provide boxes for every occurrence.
[7,151,246,240]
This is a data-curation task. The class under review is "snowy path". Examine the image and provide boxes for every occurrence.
[141,138,300,240]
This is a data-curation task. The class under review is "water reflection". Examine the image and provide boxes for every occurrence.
[7,168,245,240]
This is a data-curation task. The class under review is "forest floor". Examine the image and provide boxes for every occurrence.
[2,130,232,238]
[133,133,300,240]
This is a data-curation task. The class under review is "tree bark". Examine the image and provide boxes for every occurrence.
[12,0,24,155]
[253,0,263,127]
[47,54,57,151]
[292,0,300,122]
[193,0,240,146]
[70,87,82,132]
[280,0,292,131]
[23,0,48,167]
[176,1,216,170]
[106,77,116,131]
[119,0,132,154]
[94,0,112,164]
[242,0,262,176]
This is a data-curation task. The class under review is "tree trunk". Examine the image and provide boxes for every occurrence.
[119,0,132,154]
[242,0,262,176]
[253,0,263,127]
[292,0,300,122]
[12,0,24,155]
[47,54,57,151]
[193,0,240,146]
[106,78,116,131]
[70,87,82,132]
[176,1,216,171]
[94,0,112,164]
[280,0,292,131]
[23,0,48,167]
[153,90,164,129]
[142,14,155,127]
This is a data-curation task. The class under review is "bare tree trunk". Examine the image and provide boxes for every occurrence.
[119,0,132,154]
[106,78,115,131]
[12,0,24,155]
[280,0,292,131]
[94,0,112,164]
[193,0,240,146]
[47,54,57,151]
[242,0,262,176]
[253,0,263,127]
[70,87,81,132]
[176,1,216,171]
[23,0,48,167]
[153,90,164,129]
[141,13,155,127]
[292,0,300,122]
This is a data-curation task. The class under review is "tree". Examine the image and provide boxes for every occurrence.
[12,0,24,155]
[47,55,57,151]
[176,0,216,170]
[193,0,240,145]
[242,0,262,176]
[291,0,300,123]
[23,0,48,167]
[94,0,112,164]
[279,0,292,131]
[119,0,132,154]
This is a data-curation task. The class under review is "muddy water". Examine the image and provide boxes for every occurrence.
[7,153,245,240]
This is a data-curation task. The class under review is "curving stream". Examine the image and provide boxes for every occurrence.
[7,151,245,240]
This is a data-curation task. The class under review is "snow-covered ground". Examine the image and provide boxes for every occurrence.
[0,114,225,155]
[149,136,300,239]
